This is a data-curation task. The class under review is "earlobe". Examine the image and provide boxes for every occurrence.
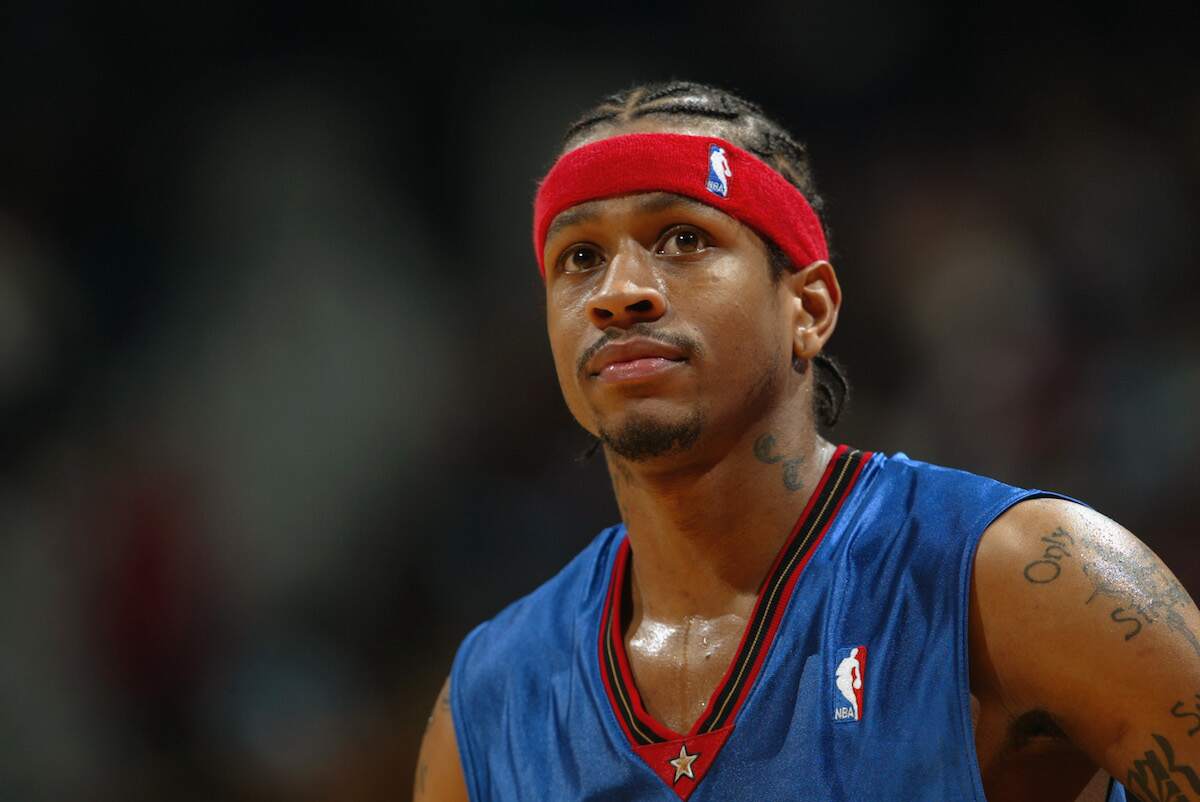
[788,260,842,360]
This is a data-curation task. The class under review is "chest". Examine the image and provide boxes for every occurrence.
[624,613,749,734]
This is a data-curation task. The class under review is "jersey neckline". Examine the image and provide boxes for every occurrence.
[596,444,871,798]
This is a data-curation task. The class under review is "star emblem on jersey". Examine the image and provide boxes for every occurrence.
[668,744,699,783]
[633,728,732,800]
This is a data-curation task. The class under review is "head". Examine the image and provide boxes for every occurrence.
[538,81,849,464]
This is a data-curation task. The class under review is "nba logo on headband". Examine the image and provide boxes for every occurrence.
[706,144,731,198]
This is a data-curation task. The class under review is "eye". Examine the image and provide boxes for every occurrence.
[656,226,710,256]
[558,243,606,274]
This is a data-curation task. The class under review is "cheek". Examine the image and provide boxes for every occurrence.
[718,305,785,389]
[687,271,786,373]
[545,306,596,428]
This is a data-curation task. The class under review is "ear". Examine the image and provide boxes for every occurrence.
[785,260,842,360]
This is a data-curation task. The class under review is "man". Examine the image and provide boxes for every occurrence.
[416,82,1200,801]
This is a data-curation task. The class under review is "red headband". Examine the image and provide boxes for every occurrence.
[533,132,828,277]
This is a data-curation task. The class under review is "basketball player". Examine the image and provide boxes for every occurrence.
[415,82,1200,801]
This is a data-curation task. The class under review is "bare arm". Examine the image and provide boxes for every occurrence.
[972,498,1200,801]
[414,677,470,802]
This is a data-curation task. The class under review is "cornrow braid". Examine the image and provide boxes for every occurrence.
[562,80,850,430]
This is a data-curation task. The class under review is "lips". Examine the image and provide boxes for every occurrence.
[586,338,688,383]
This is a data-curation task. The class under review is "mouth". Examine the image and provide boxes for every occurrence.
[595,356,687,383]
[585,337,689,384]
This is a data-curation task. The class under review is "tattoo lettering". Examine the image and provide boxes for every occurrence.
[1111,605,1154,640]
[1023,527,1075,584]
[1172,695,1200,737]
[417,760,428,795]
[1078,535,1200,657]
[752,433,805,492]
[1126,733,1200,802]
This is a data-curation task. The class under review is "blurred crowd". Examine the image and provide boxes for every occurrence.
[1,3,1197,799]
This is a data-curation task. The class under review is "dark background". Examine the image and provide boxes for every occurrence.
[2,3,1198,799]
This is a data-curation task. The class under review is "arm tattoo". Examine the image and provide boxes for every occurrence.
[1078,537,1200,657]
[1172,695,1200,737]
[1125,733,1200,802]
[1022,527,1075,584]
[752,433,805,491]
[1021,525,1200,657]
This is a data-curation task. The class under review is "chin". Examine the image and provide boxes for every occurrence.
[597,409,705,462]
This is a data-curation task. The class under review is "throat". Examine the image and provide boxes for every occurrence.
[613,438,841,620]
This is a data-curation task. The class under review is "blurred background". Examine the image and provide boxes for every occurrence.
[1,2,1198,799]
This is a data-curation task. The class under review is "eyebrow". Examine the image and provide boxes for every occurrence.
[544,193,714,243]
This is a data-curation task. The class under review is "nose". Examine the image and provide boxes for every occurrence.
[586,247,667,330]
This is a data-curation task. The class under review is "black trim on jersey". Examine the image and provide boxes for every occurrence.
[697,448,863,733]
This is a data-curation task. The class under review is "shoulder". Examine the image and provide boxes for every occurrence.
[971,496,1148,606]
[862,450,1046,535]
[869,450,1023,498]
[971,495,1197,660]
[446,525,623,796]
[969,496,1152,664]
[452,524,622,697]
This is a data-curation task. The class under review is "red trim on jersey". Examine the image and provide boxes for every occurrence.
[597,540,639,745]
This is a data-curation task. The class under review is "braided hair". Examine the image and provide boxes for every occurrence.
[562,81,849,430]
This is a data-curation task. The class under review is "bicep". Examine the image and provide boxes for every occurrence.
[972,498,1200,796]
[414,677,470,802]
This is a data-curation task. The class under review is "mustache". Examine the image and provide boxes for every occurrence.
[576,323,700,377]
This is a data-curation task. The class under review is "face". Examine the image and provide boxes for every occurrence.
[542,128,801,462]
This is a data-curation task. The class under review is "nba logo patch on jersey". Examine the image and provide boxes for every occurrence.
[833,645,867,722]
[706,144,731,197]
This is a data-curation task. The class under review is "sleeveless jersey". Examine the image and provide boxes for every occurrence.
[450,447,1128,801]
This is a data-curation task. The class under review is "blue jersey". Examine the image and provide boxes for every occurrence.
[451,447,1127,801]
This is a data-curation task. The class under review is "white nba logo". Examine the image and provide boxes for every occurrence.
[833,645,867,723]
[706,144,731,197]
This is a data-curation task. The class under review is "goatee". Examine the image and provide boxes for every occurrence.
[598,410,704,461]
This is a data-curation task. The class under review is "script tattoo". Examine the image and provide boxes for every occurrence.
[752,433,805,491]
[1023,527,1075,584]
[1077,535,1200,657]
[1172,695,1200,737]
[1125,733,1200,802]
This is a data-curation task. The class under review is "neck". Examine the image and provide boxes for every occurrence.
[606,411,836,622]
